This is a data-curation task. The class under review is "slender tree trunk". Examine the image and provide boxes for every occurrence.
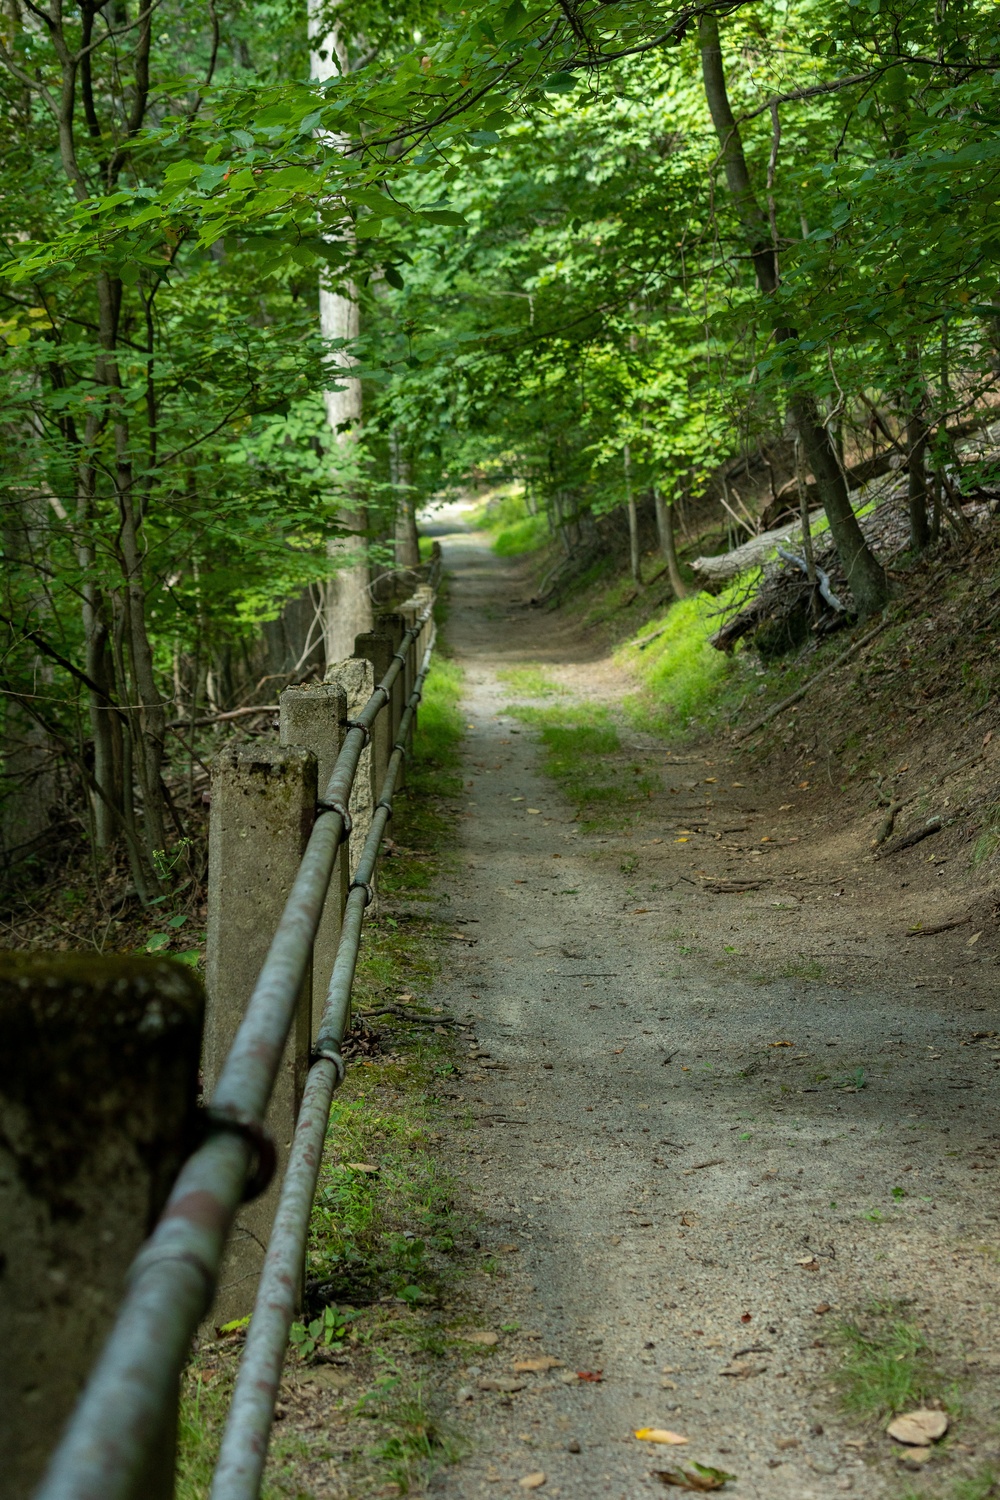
[903,345,930,551]
[390,428,420,568]
[653,485,688,597]
[624,443,641,585]
[309,4,373,661]
[698,13,890,618]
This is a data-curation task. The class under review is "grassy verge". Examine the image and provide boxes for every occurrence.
[503,700,656,829]
[178,645,478,1498]
[831,1303,943,1424]
[467,489,549,557]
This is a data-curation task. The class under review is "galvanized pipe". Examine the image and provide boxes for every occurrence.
[210,644,433,1500]
[35,612,432,1500]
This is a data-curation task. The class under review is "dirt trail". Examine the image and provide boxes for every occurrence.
[424,512,1000,1499]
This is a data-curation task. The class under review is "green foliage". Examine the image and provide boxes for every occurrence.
[289,1304,357,1360]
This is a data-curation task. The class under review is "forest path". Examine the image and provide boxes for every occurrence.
[421,509,1000,1500]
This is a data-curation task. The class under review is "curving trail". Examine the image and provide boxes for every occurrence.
[423,507,1000,1499]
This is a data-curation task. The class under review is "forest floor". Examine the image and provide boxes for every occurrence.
[349,502,1000,1500]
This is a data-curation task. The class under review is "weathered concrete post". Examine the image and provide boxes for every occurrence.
[353,629,396,797]
[279,683,349,1035]
[0,953,204,1500]
[323,658,377,881]
[204,743,316,1324]
[374,612,407,744]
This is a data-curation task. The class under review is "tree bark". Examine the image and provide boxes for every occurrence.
[653,485,688,597]
[698,13,891,618]
[309,3,374,662]
[624,443,642,585]
[390,429,421,569]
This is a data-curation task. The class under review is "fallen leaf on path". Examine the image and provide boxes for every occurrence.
[653,1463,735,1491]
[463,1330,500,1346]
[968,931,983,945]
[558,1370,580,1384]
[636,1429,688,1445]
[740,1313,752,1324]
[499,1244,519,1254]
[719,1361,766,1378]
[527,808,541,814]
[795,1257,820,1270]
[768,1040,793,1048]
[661,1378,678,1390]
[479,1376,526,1392]
[633,908,650,914]
[683,1159,725,1175]
[344,1163,379,1173]
[514,1357,562,1373]
[577,1369,603,1382]
[887,1410,949,1446]
[814,1303,831,1315]
[775,1438,799,1451]
[519,1472,546,1489]
[680,1214,698,1227]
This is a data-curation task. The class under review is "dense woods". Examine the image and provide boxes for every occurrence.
[2,0,999,895]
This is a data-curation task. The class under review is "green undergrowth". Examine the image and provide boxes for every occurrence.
[617,580,755,741]
[177,625,471,1498]
[830,1302,950,1425]
[902,1469,1000,1500]
[468,488,549,556]
[504,701,656,826]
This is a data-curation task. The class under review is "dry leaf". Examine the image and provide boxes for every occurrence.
[344,1162,379,1173]
[514,1356,562,1373]
[577,1369,603,1382]
[558,1370,580,1384]
[968,931,983,945]
[887,1409,949,1446]
[661,1378,678,1390]
[519,1472,546,1489]
[654,1463,735,1491]
[479,1376,526,1393]
[719,1361,765,1378]
[499,1244,520,1253]
[795,1257,820,1270]
[463,1330,500,1346]
[635,1428,689,1445]
[814,1303,831,1315]
[768,1040,793,1047]
[897,1447,934,1469]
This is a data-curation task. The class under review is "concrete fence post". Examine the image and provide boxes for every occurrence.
[204,743,316,1325]
[0,953,204,1500]
[323,658,377,884]
[279,683,349,1035]
[353,629,397,798]
[373,611,407,743]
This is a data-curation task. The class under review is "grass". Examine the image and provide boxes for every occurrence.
[468,489,549,557]
[831,1302,944,1424]
[496,663,567,697]
[619,582,755,741]
[358,1373,461,1494]
[902,1470,1000,1500]
[972,803,1000,870]
[503,701,657,827]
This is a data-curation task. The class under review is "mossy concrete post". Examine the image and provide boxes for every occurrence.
[323,658,376,884]
[279,683,349,1036]
[0,953,204,1500]
[204,743,316,1325]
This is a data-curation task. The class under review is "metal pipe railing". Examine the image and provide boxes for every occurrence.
[36,605,435,1500]
[210,641,433,1500]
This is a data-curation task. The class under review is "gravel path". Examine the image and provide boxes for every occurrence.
[423,516,1000,1499]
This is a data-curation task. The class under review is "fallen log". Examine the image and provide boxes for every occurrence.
[692,511,824,585]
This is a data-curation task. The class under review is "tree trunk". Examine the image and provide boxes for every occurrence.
[624,443,641,585]
[653,485,688,597]
[390,429,420,569]
[698,13,890,619]
[310,4,373,662]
